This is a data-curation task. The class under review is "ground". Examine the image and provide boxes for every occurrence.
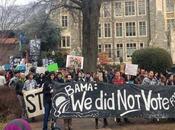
[30,118,175,130]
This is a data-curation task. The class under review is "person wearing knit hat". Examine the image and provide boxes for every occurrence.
[4,118,31,130]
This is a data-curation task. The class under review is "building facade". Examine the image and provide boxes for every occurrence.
[52,0,173,63]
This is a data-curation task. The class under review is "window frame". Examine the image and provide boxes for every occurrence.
[124,0,136,17]
[104,22,112,38]
[137,0,146,16]
[61,36,71,49]
[125,21,137,37]
[138,21,147,37]
[115,22,123,38]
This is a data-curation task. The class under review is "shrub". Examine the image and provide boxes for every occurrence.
[0,87,21,122]
[132,48,173,73]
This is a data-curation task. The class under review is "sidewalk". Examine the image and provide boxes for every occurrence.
[31,118,112,130]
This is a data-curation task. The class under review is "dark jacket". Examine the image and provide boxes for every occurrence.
[43,80,54,104]
[56,78,64,83]
[15,79,25,96]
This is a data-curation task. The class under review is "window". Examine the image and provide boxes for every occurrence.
[104,23,111,37]
[138,0,146,15]
[126,22,136,36]
[140,43,144,49]
[104,44,112,58]
[61,36,70,48]
[98,44,102,53]
[166,0,174,12]
[103,2,111,17]
[139,21,147,36]
[126,43,136,57]
[116,44,123,58]
[98,24,102,38]
[115,1,122,16]
[62,16,68,27]
[125,1,135,16]
[116,23,123,37]
[167,19,175,29]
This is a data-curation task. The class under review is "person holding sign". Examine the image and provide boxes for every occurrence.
[64,74,73,130]
[112,71,129,124]
[23,73,38,91]
[43,72,55,130]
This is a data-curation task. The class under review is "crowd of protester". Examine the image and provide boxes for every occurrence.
[1,66,175,130]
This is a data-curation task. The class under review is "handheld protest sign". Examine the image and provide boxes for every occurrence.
[23,88,44,118]
[47,63,59,72]
[66,55,84,69]
[125,64,138,76]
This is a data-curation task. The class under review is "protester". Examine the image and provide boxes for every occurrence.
[142,71,159,85]
[159,74,166,86]
[43,72,55,130]
[37,73,45,87]
[23,72,38,91]
[112,71,125,85]
[5,70,13,85]
[56,72,64,83]
[135,69,145,84]
[166,75,174,85]
[64,74,73,130]
[112,71,129,124]
[4,118,31,130]
[9,71,20,88]
[0,70,6,87]
[15,73,26,119]
[76,70,86,82]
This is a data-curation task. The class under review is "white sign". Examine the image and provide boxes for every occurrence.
[125,64,138,76]
[66,55,84,69]
[36,67,46,74]
[23,88,44,118]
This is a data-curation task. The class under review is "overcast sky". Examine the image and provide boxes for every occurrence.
[15,0,36,5]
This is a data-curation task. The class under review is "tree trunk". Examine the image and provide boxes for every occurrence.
[82,0,102,73]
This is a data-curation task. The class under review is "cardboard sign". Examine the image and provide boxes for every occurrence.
[36,67,46,74]
[47,63,59,72]
[23,88,44,118]
[125,64,138,76]
[66,55,84,69]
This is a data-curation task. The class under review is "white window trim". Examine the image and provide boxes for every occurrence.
[114,1,123,18]
[98,44,103,53]
[103,2,112,18]
[125,42,137,60]
[115,43,124,58]
[104,43,112,58]
[138,21,147,37]
[125,21,137,37]
[61,15,69,28]
[115,22,124,38]
[104,22,112,38]
[98,23,103,39]
[61,36,71,49]
[137,0,147,16]
[124,0,136,17]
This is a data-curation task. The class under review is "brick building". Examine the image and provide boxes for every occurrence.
[0,38,19,64]
[51,0,174,63]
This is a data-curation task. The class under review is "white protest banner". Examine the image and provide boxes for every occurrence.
[125,64,138,76]
[66,55,84,69]
[36,67,46,74]
[23,88,44,118]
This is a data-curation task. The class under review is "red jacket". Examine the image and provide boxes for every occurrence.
[112,77,125,86]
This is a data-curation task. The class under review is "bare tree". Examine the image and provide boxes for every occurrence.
[0,0,39,37]
[37,0,102,72]
[0,0,40,63]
